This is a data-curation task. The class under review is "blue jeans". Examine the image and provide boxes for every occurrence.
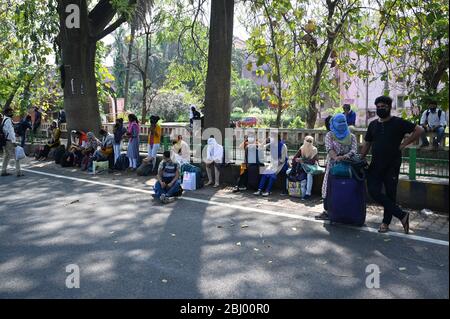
[421,126,445,146]
[258,174,277,192]
[300,173,314,196]
[153,180,181,199]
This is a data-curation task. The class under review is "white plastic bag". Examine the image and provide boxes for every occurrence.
[15,146,26,160]
[182,172,197,191]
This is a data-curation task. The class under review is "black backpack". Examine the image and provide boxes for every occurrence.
[114,154,129,171]
[0,118,11,150]
[61,151,75,167]
[54,145,66,164]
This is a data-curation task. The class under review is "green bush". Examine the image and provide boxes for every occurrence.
[288,116,306,129]
[247,107,262,115]
[233,107,244,113]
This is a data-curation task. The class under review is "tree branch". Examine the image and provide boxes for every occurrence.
[93,16,127,41]
[89,0,136,38]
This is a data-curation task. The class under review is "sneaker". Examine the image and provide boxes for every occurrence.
[165,196,175,203]
[232,187,240,193]
[1,172,11,177]
[262,192,271,197]
[16,173,25,177]
[253,190,262,196]
[213,184,220,188]
[304,195,311,200]
[238,187,247,191]
[205,181,213,186]
[280,191,288,196]
[159,194,166,202]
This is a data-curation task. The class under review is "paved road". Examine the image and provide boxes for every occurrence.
[0,164,448,298]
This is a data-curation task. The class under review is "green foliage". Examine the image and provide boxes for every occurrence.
[148,89,193,122]
[232,107,244,114]
[231,78,262,111]
[0,0,59,113]
[288,116,306,129]
[247,107,263,115]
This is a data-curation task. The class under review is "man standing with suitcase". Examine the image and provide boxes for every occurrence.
[361,96,424,234]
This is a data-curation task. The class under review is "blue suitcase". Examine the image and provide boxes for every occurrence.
[327,175,366,226]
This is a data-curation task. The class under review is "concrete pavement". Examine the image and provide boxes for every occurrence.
[0,158,448,298]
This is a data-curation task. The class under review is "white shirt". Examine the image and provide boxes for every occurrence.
[1,116,16,144]
[206,138,224,163]
[420,109,447,128]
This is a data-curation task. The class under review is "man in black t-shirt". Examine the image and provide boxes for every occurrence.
[361,96,424,234]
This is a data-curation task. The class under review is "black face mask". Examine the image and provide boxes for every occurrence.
[377,108,390,119]
[430,107,437,113]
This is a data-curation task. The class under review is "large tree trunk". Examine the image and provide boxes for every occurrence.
[58,0,101,135]
[204,0,234,142]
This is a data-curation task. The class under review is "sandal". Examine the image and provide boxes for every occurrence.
[378,223,389,233]
[315,211,329,220]
[401,213,410,234]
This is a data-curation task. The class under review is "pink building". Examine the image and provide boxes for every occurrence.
[335,52,416,127]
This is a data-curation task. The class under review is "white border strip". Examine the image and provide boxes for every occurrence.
[18,167,449,247]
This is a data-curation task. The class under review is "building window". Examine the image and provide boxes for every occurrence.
[397,95,405,109]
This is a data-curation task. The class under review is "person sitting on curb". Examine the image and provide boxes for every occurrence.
[36,120,61,160]
[171,134,190,163]
[254,134,288,197]
[81,132,100,171]
[292,135,319,200]
[87,129,114,172]
[205,135,224,188]
[232,135,250,192]
[65,130,88,167]
[152,151,182,203]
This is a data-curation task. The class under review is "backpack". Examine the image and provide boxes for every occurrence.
[114,154,129,171]
[61,151,75,167]
[14,122,21,135]
[54,145,66,164]
[0,118,11,149]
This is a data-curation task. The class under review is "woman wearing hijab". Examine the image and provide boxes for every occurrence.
[80,131,100,170]
[126,114,140,171]
[292,135,319,200]
[315,114,357,220]
[254,134,288,197]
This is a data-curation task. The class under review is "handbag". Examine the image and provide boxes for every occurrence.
[330,162,352,178]
[301,163,325,175]
[182,172,197,191]
[342,154,368,181]
[287,163,306,182]
[15,146,26,160]
[287,181,302,198]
